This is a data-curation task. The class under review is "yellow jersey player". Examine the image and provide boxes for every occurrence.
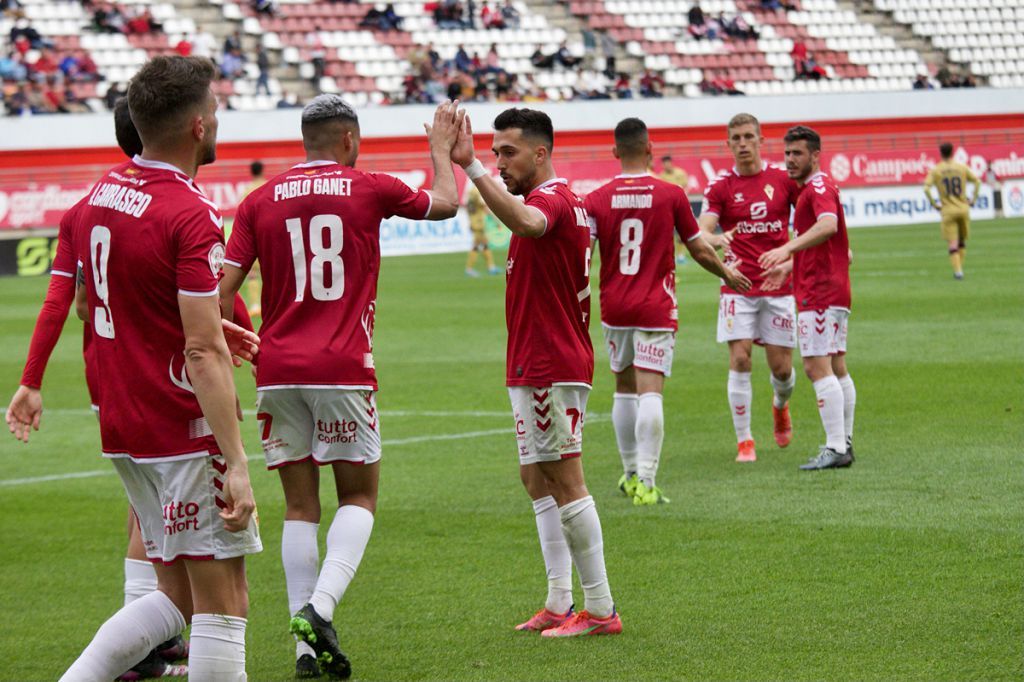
[923,143,981,280]
[659,155,690,265]
[465,182,500,276]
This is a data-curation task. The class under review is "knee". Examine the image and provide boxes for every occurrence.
[285,497,321,524]
[731,357,753,373]
[338,492,377,515]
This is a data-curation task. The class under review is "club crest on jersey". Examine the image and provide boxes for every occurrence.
[208,243,225,276]
[733,193,744,203]
[506,257,514,276]
[764,185,774,200]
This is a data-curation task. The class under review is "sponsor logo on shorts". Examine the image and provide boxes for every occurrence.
[164,501,200,535]
[317,418,359,444]
[771,315,794,330]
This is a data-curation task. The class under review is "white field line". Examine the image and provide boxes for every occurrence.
[0,416,607,488]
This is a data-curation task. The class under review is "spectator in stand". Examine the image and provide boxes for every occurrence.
[252,0,278,16]
[174,38,192,56]
[579,69,611,99]
[795,53,826,80]
[407,43,429,76]
[125,7,161,34]
[191,26,217,60]
[639,68,664,97]
[1,0,23,17]
[92,4,127,34]
[712,74,743,94]
[276,90,301,108]
[912,73,933,90]
[790,39,807,63]
[483,43,503,74]
[597,28,616,78]
[721,13,758,40]
[221,48,245,80]
[501,0,520,28]
[10,18,51,49]
[256,46,271,94]
[555,42,581,68]
[30,48,61,84]
[224,29,243,55]
[687,2,717,40]
[433,0,466,29]
[454,44,473,72]
[103,81,126,110]
[427,43,442,72]
[613,72,632,98]
[382,3,404,30]
[0,51,27,81]
[761,0,795,10]
[481,1,505,29]
[531,45,555,69]
[5,83,29,115]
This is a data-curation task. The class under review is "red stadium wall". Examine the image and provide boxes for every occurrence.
[0,112,1020,231]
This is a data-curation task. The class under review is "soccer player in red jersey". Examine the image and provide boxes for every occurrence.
[760,125,856,470]
[218,95,463,678]
[698,113,801,463]
[59,56,261,681]
[448,107,622,637]
[585,118,750,504]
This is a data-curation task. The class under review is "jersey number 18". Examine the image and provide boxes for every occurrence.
[285,214,345,301]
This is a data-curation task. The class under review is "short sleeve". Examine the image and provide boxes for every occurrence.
[374,173,432,220]
[175,202,224,297]
[525,189,562,236]
[582,192,598,240]
[923,169,936,189]
[51,209,78,278]
[703,177,725,216]
[810,184,840,221]
[224,196,256,271]
[672,187,700,242]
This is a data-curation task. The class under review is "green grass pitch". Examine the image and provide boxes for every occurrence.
[0,219,1021,681]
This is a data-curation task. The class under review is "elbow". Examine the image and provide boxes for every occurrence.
[436,200,459,220]
[74,300,88,322]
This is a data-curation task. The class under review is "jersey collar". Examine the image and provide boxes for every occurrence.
[533,177,567,192]
[132,154,188,177]
[615,172,651,178]
[292,160,339,169]
[732,161,767,177]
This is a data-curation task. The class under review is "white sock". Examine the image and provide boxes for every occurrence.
[532,495,573,614]
[124,558,157,606]
[281,520,319,659]
[309,505,374,623]
[559,496,613,618]
[813,376,847,453]
[611,393,638,476]
[837,373,856,442]
[189,614,247,682]
[727,370,753,442]
[635,392,664,488]
[770,370,796,409]
[60,590,185,682]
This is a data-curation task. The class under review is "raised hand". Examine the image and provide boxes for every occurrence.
[450,110,477,169]
[424,100,466,154]
[6,385,42,443]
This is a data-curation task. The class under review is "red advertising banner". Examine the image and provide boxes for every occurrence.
[0,144,1019,231]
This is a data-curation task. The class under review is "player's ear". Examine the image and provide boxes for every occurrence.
[191,114,205,143]
[612,145,620,160]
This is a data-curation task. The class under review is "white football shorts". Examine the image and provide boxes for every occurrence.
[112,455,263,564]
[717,294,796,348]
[508,384,590,465]
[797,307,850,357]
[256,388,382,469]
[601,325,675,377]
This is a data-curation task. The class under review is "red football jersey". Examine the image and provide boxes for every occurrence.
[506,178,594,387]
[20,200,84,390]
[225,161,431,390]
[73,157,226,460]
[702,163,799,296]
[584,174,699,330]
[792,171,851,311]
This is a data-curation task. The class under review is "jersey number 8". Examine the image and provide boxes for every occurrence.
[619,218,643,276]
[89,225,115,339]
[285,214,345,301]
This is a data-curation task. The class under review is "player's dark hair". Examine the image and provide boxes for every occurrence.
[661,154,672,162]
[493,108,554,151]
[939,142,953,159]
[127,56,215,144]
[614,117,648,158]
[112,96,143,158]
[301,94,359,151]
[783,125,821,152]
[728,112,760,133]
[250,160,264,177]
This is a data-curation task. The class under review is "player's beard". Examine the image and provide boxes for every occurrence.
[199,135,217,166]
